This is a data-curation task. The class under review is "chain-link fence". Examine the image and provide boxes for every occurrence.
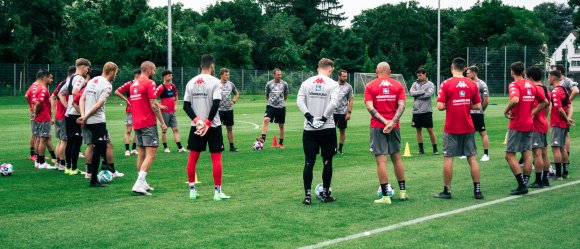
[0,64,355,97]
[466,46,549,96]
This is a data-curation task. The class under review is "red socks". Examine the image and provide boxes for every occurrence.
[187,151,200,183]
[210,152,222,186]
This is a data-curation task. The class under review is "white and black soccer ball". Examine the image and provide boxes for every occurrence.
[1,163,14,176]
[377,184,395,198]
[314,183,332,200]
[252,141,264,151]
[97,170,113,183]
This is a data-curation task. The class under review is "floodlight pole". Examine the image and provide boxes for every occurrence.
[437,0,441,91]
[168,0,172,71]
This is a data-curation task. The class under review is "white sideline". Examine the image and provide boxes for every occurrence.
[237,121,260,129]
[299,180,580,249]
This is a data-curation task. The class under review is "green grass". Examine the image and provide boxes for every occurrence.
[0,95,578,248]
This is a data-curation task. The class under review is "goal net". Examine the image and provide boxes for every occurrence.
[353,73,408,96]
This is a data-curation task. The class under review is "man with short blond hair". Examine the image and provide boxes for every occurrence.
[218,67,240,152]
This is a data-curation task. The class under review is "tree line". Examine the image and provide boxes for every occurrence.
[0,0,576,81]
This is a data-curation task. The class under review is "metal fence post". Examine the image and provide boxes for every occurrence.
[524,46,527,68]
[504,46,507,96]
[241,69,244,93]
[485,47,488,85]
[467,47,470,66]
[13,64,16,96]
[181,66,184,99]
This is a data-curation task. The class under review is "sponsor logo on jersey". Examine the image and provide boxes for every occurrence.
[314,78,325,84]
[457,81,468,88]
[379,80,392,87]
[195,78,205,84]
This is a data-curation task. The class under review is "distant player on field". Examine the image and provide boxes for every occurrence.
[466,66,490,161]
[25,80,38,162]
[115,69,140,156]
[333,69,353,155]
[77,62,118,187]
[526,66,551,188]
[548,70,574,180]
[552,64,576,176]
[58,58,91,175]
[434,57,483,200]
[157,70,186,153]
[409,68,438,155]
[183,54,230,201]
[32,69,56,170]
[259,68,289,149]
[297,58,339,205]
[503,62,548,195]
[364,62,409,204]
[218,68,240,152]
[126,61,168,195]
[51,66,76,170]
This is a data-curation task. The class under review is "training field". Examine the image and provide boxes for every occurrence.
[0,95,578,248]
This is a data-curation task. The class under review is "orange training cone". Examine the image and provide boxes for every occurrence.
[272,134,278,147]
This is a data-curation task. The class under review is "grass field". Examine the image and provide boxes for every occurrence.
[0,95,578,248]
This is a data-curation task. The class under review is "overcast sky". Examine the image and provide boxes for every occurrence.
[149,0,569,27]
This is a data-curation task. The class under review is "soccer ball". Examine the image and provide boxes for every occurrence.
[377,184,395,198]
[314,183,332,200]
[1,163,14,176]
[252,141,264,151]
[97,170,113,183]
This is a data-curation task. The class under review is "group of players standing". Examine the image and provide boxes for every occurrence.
[24,54,576,204]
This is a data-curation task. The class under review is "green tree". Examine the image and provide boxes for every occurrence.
[534,3,573,49]
[202,0,263,39]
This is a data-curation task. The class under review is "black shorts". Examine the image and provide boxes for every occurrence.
[411,112,433,128]
[187,126,224,153]
[219,110,234,126]
[86,123,109,144]
[302,128,337,158]
[333,114,348,129]
[470,113,486,132]
[265,105,286,124]
[65,115,82,138]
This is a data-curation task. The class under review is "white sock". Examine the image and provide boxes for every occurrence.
[137,171,147,182]
[214,185,221,193]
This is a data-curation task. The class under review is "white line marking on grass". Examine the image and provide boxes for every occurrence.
[299,180,580,249]
[238,121,260,129]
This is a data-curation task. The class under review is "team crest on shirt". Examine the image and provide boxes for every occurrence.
[133,88,138,94]
[383,88,389,94]
[527,89,532,95]
[316,85,322,91]
[459,90,465,97]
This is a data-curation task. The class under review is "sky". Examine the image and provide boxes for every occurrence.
[149,0,569,27]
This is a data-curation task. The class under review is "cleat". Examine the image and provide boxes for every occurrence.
[164,148,170,153]
[433,150,439,155]
[417,150,425,155]
[189,189,199,200]
[474,192,484,199]
[459,156,467,159]
[542,179,550,187]
[374,196,392,204]
[57,165,65,171]
[399,190,409,200]
[303,196,312,205]
[79,152,85,158]
[178,148,188,153]
[51,159,57,164]
[555,176,564,181]
[68,169,84,175]
[278,144,285,149]
[336,150,343,155]
[112,171,124,178]
[229,147,239,152]
[480,154,490,162]
[562,173,568,179]
[29,155,36,161]
[132,184,151,196]
[131,149,138,155]
[43,163,56,170]
[528,182,543,188]
[85,173,91,179]
[64,168,71,174]
[509,186,528,195]
[124,150,130,156]
[320,193,336,203]
[213,192,231,201]
[433,192,452,199]
[89,182,107,187]
[35,162,43,169]
[143,182,154,192]
[257,137,264,143]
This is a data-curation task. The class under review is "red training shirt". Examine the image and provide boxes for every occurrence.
[437,77,481,134]
[33,84,52,122]
[508,79,546,132]
[116,81,133,113]
[25,83,37,113]
[157,83,178,113]
[128,76,158,129]
[363,77,407,129]
[550,87,569,129]
[533,84,550,134]
[52,81,67,121]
